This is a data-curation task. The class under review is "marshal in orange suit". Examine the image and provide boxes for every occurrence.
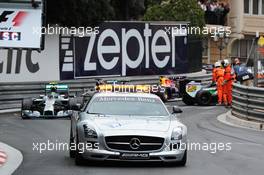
[222,59,235,106]
[215,62,225,105]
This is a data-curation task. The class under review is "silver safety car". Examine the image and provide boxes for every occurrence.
[70,92,187,166]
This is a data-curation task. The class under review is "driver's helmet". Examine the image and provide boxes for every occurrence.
[214,61,221,68]
[50,85,57,93]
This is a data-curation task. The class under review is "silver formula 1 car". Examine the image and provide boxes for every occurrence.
[70,92,187,166]
[21,83,83,119]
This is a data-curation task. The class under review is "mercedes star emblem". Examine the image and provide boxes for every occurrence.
[130,138,141,150]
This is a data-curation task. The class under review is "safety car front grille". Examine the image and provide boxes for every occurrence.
[105,136,164,151]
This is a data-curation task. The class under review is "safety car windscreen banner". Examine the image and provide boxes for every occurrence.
[0,3,42,49]
[60,22,189,80]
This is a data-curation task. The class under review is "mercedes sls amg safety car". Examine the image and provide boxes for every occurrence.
[69,92,187,166]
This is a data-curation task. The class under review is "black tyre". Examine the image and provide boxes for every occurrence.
[75,149,85,166]
[182,94,195,105]
[159,88,171,102]
[22,99,33,110]
[211,95,218,105]
[21,99,33,119]
[69,128,76,158]
[75,133,85,166]
[196,90,212,106]
[178,150,187,166]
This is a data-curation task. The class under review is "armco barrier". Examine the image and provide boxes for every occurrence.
[259,79,264,87]
[0,73,212,111]
[232,83,264,122]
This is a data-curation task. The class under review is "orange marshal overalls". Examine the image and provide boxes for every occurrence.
[215,67,225,104]
[212,68,217,83]
[223,65,234,105]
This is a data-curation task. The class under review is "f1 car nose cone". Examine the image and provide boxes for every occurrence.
[129,138,141,150]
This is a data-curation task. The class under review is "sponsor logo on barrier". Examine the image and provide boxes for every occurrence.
[0,11,13,24]
[0,31,21,41]
[0,7,42,49]
[0,11,26,42]
[83,24,179,75]
[0,35,60,82]
[0,150,7,167]
[0,11,28,27]
[65,22,189,80]
[0,50,39,75]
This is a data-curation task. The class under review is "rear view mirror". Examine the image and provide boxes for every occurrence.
[172,106,183,114]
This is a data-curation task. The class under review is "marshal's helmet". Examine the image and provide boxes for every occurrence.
[214,61,221,68]
[223,59,230,67]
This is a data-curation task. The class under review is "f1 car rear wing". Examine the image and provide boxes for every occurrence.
[45,84,69,95]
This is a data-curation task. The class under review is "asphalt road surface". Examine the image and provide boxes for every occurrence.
[0,102,263,175]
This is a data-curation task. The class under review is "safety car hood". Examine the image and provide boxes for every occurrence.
[88,115,171,132]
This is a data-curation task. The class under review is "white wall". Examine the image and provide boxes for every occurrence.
[0,34,60,83]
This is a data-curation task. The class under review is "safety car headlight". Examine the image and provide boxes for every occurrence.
[83,124,98,138]
[171,127,183,140]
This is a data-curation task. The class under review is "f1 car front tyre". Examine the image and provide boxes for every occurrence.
[160,91,169,102]
[159,88,172,102]
[21,99,33,119]
[22,99,33,110]
[182,94,195,105]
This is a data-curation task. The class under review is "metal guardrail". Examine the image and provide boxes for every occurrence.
[0,73,212,111]
[232,83,264,122]
[259,79,264,87]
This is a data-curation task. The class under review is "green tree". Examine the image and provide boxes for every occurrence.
[144,0,205,28]
[144,0,162,8]
[110,0,145,20]
[46,0,114,27]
